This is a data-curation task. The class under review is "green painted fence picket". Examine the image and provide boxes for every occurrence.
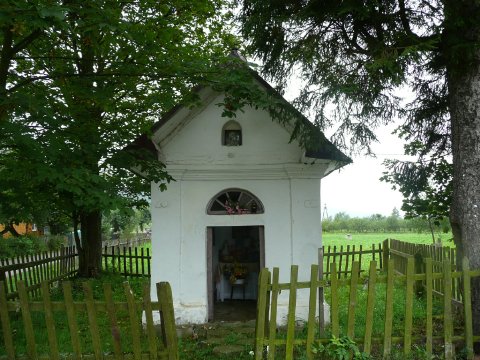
[0,280,178,360]
[387,239,461,302]
[255,258,480,360]
[321,243,384,278]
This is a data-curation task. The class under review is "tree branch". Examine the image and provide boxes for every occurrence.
[11,29,43,54]
[6,69,218,93]
[398,0,416,38]
[0,26,14,92]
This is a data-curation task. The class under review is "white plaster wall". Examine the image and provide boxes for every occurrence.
[149,89,330,324]
[156,92,304,166]
[151,177,322,324]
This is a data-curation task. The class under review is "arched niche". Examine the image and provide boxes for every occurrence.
[222,120,242,146]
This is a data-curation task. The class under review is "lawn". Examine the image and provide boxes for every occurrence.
[322,232,454,248]
[1,233,467,360]
[320,232,455,274]
[0,273,151,357]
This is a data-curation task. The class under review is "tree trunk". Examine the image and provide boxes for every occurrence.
[446,2,480,350]
[78,210,102,277]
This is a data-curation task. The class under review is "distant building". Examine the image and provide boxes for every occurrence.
[0,223,44,238]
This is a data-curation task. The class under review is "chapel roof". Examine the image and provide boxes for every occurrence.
[129,52,352,166]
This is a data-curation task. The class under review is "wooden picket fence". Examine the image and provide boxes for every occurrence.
[319,243,385,278]
[0,279,178,360]
[102,235,151,249]
[388,239,462,302]
[0,245,151,300]
[389,238,457,273]
[102,245,151,277]
[254,258,480,360]
[0,247,77,300]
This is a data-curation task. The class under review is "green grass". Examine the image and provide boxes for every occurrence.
[101,241,151,276]
[322,232,454,248]
[271,279,467,359]
[321,232,455,273]
[0,273,151,357]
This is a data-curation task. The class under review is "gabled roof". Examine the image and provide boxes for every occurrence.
[248,70,351,164]
[130,56,351,167]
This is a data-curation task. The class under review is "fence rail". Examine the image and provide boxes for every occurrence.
[102,245,151,277]
[255,258,480,360]
[320,243,385,278]
[388,239,461,302]
[0,245,151,299]
[101,235,151,249]
[0,247,77,300]
[0,279,178,360]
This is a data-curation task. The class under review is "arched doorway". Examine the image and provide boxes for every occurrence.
[206,189,265,321]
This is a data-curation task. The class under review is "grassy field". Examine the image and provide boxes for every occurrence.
[319,232,455,275]
[322,232,454,248]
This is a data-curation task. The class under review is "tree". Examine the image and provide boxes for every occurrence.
[386,207,401,232]
[102,207,150,240]
[381,139,452,229]
[382,157,452,242]
[239,0,480,351]
[333,211,350,232]
[1,1,238,276]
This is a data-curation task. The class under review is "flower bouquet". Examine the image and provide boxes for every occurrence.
[224,263,248,284]
[224,200,249,215]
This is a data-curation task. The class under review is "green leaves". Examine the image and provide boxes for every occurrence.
[311,336,371,360]
[238,0,445,155]
[0,0,236,229]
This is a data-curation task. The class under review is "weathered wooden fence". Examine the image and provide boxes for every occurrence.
[319,243,385,278]
[102,245,151,277]
[388,239,461,302]
[388,238,457,272]
[0,279,178,360]
[0,247,77,299]
[102,235,151,249]
[255,258,480,360]
[0,245,151,299]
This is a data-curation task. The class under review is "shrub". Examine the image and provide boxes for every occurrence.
[0,240,14,259]
[46,235,66,251]
[0,234,47,258]
[312,336,371,360]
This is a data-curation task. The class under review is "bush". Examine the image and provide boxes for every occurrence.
[46,235,66,251]
[0,234,47,258]
[0,240,14,259]
[312,336,371,360]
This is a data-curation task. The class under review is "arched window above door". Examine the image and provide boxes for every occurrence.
[207,188,264,215]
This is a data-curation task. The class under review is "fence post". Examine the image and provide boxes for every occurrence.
[156,282,178,360]
[0,268,6,294]
[414,252,425,296]
[255,268,270,360]
[318,247,325,335]
[0,281,15,359]
[382,239,390,270]
[404,258,415,356]
[443,260,454,360]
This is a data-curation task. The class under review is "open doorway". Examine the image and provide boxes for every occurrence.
[207,226,264,321]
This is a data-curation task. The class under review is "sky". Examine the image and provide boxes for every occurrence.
[283,82,415,219]
[320,123,414,218]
